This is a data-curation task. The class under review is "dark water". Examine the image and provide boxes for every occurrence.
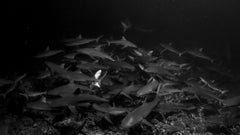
[4,0,240,74]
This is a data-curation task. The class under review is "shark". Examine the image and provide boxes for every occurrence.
[121,18,132,33]
[121,18,153,33]
[160,43,182,56]
[35,46,64,58]
[182,48,215,63]
[107,36,137,48]
[64,34,104,46]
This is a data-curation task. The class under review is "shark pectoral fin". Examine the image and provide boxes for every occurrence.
[68,105,78,115]
[121,92,132,100]
[142,119,155,129]
[160,48,167,54]
[104,114,113,124]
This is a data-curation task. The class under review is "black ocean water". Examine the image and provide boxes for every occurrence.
[4,0,240,75]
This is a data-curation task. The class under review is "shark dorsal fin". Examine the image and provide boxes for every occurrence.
[148,50,153,56]
[122,36,127,41]
[77,34,82,39]
[45,46,50,51]
[199,48,203,52]
[94,45,102,51]
[138,64,145,70]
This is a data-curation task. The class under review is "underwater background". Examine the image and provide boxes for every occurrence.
[2,1,240,134]
[5,0,240,73]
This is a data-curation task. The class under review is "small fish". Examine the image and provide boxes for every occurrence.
[107,37,137,48]
[77,48,115,61]
[136,78,159,96]
[65,35,104,46]
[92,103,127,115]
[35,46,64,58]
[160,43,182,56]
[121,97,160,128]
